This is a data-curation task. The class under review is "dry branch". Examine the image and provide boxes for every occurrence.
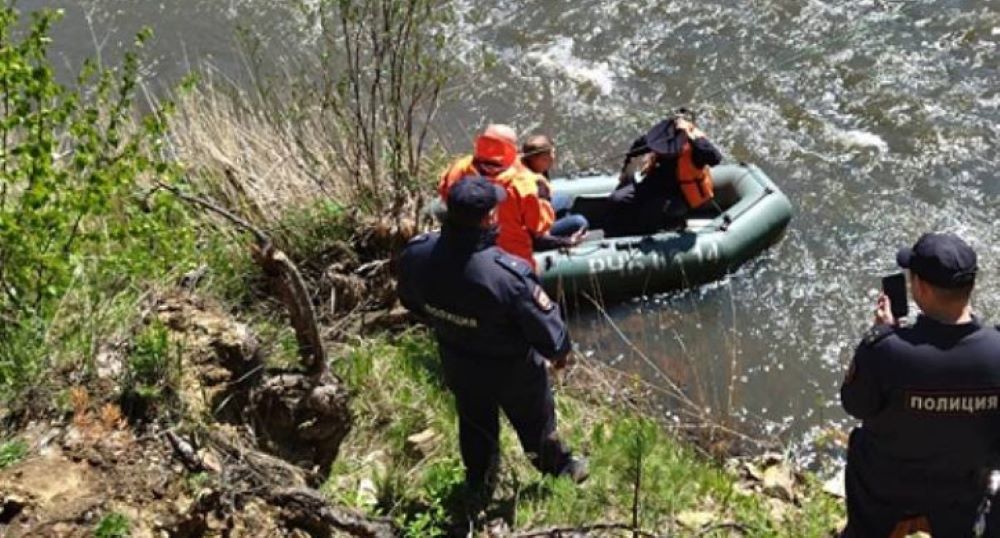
[515,523,658,537]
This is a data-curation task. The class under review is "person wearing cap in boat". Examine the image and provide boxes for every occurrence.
[398,176,589,512]
[840,232,1000,537]
[438,124,559,269]
[604,110,722,237]
[521,134,589,251]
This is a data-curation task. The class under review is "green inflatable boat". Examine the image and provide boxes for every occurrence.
[535,163,792,299]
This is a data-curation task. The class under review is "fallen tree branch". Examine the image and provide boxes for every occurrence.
[266,488,397,538]
[696,522,752,536]
[515,523,658,537]
[156,180,329,377]
[154,180,269,246]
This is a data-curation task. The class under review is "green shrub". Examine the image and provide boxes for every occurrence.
[0,7,207,402]
[94,511,131,538]
[0,439,28,469]
[121,321,180,416]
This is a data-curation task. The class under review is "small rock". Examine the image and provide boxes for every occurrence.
[761,464,796,502]
[485,517,510,537]
[405,428,441,458]
[822,469,846,498]
[676,510,717,530]
[197,449,223,474]
[357,478,378,508]
[767,498,791,523]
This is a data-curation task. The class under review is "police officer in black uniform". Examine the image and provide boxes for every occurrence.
[397,176,588,504]
[841,232,1000,537]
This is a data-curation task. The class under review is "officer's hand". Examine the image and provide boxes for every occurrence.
[567,229,588,247]
[874,293,896,326]
[675,118,705,139]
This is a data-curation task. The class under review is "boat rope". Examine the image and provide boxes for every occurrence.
[583,0,930,170]
[581,291,702,413]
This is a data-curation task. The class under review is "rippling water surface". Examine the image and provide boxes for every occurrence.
[27,0,1000,455]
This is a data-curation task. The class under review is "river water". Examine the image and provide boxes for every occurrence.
[26,0,1000,457]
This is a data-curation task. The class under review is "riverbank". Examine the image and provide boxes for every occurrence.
[1,313,845,537]
[0,6,846,536]
[324,332,846,536]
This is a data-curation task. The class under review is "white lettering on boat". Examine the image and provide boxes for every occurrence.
[585,242,720,277]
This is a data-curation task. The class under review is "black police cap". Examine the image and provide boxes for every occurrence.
[446,176,507,227]
[896,232,977,288]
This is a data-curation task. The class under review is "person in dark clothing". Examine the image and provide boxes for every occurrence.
[397,176,588,507]
[605,112,722,237]
[840,232,1000,537]
[521,134,588,250]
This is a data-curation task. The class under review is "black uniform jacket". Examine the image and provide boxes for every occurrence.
[841,316,1000,505]
[397,226,570,364]
[622,128,723,199]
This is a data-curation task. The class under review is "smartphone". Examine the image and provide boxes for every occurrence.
[881,273,909,319]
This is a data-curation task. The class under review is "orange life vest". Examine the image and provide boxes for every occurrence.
[437,156,553,270]
[676,140,715,209]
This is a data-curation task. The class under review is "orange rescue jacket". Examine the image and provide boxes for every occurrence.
[438,156,554,269]
[676,140,715,209]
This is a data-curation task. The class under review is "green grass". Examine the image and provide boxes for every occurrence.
[325,331,845,537]
[0,440,28,470]
[94,511,131,538]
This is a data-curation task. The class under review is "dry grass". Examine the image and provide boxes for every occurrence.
[168,80,350,228]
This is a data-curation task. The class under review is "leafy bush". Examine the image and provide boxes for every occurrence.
[0,7,203,401]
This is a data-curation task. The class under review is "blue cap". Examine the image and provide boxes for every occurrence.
[446,176,507,227]
[896,232,977,288]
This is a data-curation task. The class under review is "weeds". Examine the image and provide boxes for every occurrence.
[121,320,180,413]
[0,439,27,469]
[93,511,131,538]
[327,331,844,536]
[0,7,214,406]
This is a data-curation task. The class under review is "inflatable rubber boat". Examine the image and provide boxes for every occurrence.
[535,163,792,299]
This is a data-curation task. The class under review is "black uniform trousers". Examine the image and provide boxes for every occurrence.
[842,433,1000,537]
[605,184,686,238]
[441,351,571,486]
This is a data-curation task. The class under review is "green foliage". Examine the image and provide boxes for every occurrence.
[327,333,844,536]
[122,320,180,411]
[270,199,350,265]
[93,511,131,538]
[0,6,214,403]
[0,439,28,469]
[396,458,465,537]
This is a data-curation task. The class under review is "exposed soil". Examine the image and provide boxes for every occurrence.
[0,291,394,538]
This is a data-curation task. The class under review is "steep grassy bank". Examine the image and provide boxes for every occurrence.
[322,333,845,536]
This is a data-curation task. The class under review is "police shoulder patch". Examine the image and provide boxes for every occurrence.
[862,324,894,347]
[495,253,533,278]
[532,284,554,312]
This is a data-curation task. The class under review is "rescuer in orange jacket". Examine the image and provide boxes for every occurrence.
[604,112,722,237]
[438,125,555,270]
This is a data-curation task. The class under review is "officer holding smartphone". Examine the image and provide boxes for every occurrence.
[840,232,1000,537]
